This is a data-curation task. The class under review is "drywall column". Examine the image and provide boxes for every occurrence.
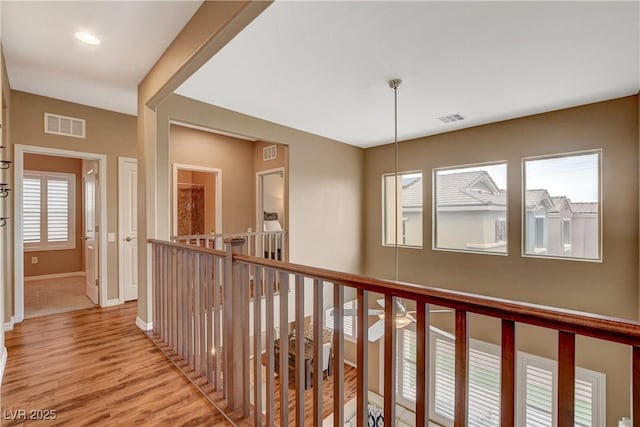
[136,1,271,326]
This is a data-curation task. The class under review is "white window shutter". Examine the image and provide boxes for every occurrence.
[23,176,42,243]
[47,178,70,242]
[523,363,554,427]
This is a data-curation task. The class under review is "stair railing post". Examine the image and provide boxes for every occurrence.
[224,238,245,411]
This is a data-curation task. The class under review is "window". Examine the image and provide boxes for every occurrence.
[383,172,423,248]
[394,327,605,427]
[325,299,356,340]
[523,151,600,260]
[495,218,507,242]
[561,219,572,249]
[434,163,507,254]
[23,171,76,251]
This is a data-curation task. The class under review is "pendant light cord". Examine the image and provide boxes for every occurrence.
[389,79,401,282]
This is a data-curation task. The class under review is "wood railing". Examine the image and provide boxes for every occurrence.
[173,230,287,261]
[148,238,640,427]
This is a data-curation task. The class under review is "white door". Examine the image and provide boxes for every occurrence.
[119,158,138,301]
[83,167,99,304]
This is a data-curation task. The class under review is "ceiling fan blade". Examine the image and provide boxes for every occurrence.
[376,298,385,308]
[368,318,385,342]
[405,309,453,314]
[368,309,384,316]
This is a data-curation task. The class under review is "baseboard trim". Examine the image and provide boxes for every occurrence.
[136,317,153,332]
[24,271,85,282]
[103,298,124,308]
[0,346,7,385]
[3,316,14,332]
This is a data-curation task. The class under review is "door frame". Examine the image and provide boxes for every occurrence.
[172,163,222,237]
[256,167,285,233]
[13,144,109,323]
[118,156,138,302]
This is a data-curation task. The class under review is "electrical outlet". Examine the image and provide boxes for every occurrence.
[31,256,38,264]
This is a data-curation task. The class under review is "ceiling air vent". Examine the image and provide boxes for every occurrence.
[437,113,465,124]
[263,145,277,161]
[44,113,85,139]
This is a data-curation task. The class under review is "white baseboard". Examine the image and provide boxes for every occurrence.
[3,316,14,332]
[24,271,85,282]
[136,316,153,332]
[0,346,7,385]
[103,298,124,308]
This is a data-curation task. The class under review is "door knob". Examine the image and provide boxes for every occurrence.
[124,236,134,242]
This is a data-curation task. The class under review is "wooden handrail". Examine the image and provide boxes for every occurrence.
[233,253,640,346]
[172,230,287,240]
[148,239,226,257]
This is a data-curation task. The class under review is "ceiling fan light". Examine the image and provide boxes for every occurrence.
[396,316,412,328]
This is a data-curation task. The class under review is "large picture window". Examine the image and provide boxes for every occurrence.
[382,172,423,248]
[23,171,76,251]
[434,163,507,254]
[523,151,601,261]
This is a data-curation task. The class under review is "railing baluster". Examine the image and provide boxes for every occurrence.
[312,278,323,427]
[176,248,183,356]
[454,310,469,427]
[356,288,369,427]
[253,266,263,427]
[633,346,640,427]
[501,320,516,427]
[152,244,158,335]
[278,271,289,426]
[206,255,214,385]
[294,275,305,427]
[265,268,275,426]
[383,294,396,426]
[416,302,430,427]
[169,247,174,351]
[224,242,233,400]
[182,250,189,362]
[162,247,168,343]
[214,256,222,391]
[200,254,207,377]
[333,283,345,427]
[242,262,251,417]
[194,253,201,373]
[558,331,576,427]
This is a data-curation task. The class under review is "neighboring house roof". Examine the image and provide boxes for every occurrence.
[436,171,506,208]
[403,177,422,208]
[526,189,554,210]
[571,202,598,214]
[550,196,573,213]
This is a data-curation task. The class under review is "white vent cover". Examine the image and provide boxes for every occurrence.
[44,113,85,138]
[437,113,465,124]
[263,145,277,161]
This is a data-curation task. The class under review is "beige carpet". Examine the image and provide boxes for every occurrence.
[24,275,96,319]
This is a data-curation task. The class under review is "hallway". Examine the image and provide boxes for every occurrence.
[1,302,232,426]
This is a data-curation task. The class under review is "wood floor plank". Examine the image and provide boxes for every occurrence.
[1,302,233,426]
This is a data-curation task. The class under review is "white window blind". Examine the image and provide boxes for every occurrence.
[47,178,70,242]
[325,299,356,338]
[391,328,605,427]
[23,171,76,251]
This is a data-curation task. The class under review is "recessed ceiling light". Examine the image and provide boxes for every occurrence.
[74,31,101,45]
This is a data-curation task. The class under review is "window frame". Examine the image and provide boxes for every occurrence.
[381,170,424,249]
[432,161,509,256]
[521,149,602,263]
[23,170,77,252]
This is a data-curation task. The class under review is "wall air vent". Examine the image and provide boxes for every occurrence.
[263,145,277,161]
[437,113,465,124]
[44,113,85,139]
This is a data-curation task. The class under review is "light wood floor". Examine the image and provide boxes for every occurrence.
[1,302,233,426]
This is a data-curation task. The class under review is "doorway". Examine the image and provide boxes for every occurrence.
[118,157,138,302]
[14,145,107,323]
[256,168,285,233]
[172,163,222,238]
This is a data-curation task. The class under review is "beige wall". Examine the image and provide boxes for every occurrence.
[10,90,137,302]
[23,154,83,277]
[364,95,639,425]
[170,124,254,234]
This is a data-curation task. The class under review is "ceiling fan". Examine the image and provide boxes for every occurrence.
[330,299,451,342]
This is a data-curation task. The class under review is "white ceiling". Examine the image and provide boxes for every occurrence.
[2,1,202,115]
[177,1,640,147]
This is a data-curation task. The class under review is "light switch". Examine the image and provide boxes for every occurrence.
[108,232,116,242]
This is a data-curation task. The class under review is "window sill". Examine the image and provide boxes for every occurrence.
[465,241,506,249]
[25,244,76,252]
[533,247,547,254]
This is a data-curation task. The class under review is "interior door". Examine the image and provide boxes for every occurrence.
[83,166,98,304]
[119,158,138,301]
